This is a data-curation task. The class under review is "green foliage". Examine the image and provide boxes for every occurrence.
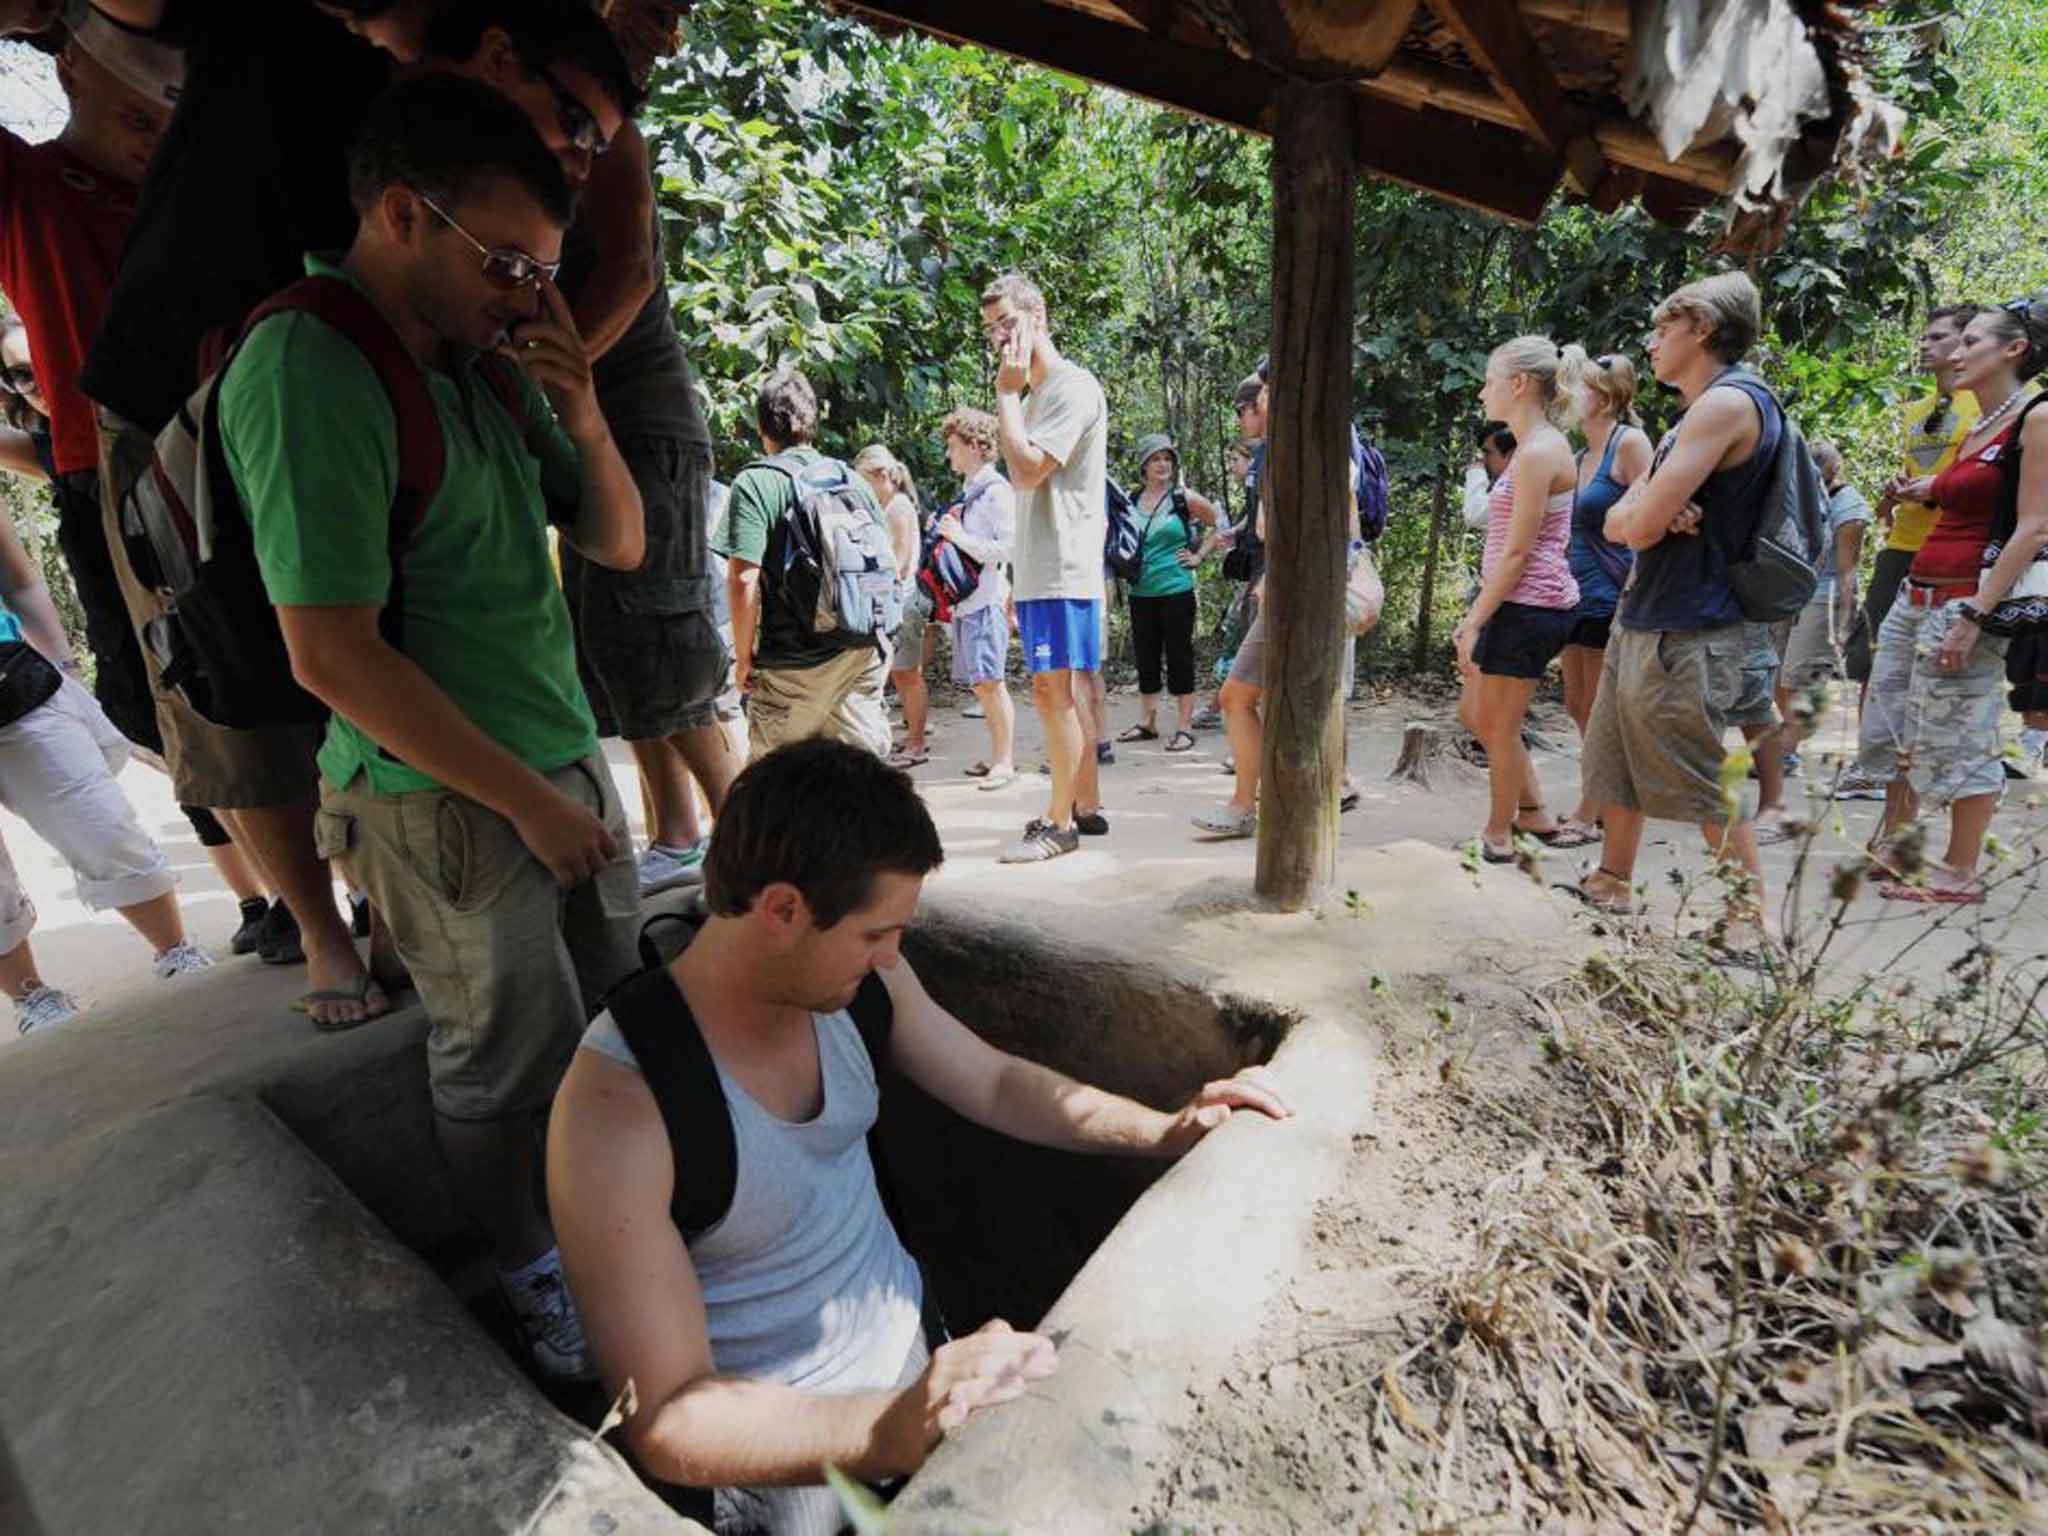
[645,0,2048,675]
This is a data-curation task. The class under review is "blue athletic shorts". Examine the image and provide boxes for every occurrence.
[1016,597,1102,675]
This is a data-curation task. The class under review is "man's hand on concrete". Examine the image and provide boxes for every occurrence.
[511,783,617,888]
[1157,1065,1293,1157]
[874,1320,1057,1477]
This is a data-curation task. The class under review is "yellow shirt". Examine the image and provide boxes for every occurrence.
[1887,389,1979,552]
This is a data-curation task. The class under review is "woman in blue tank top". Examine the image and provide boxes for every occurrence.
[1557,354,1651,840]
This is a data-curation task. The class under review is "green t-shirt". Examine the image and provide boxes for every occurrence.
[710,445,883,670]
[224,256,598,795]
[1129,489,1196,599]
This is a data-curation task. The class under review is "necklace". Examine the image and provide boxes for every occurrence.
[1967,383,2029,441]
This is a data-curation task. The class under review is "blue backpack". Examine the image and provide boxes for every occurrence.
[1352,424,1392,544]
[1104,475,1141,580]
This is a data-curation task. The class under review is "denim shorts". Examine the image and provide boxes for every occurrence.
[951,605,1007,687]
[1015,597,1101,674]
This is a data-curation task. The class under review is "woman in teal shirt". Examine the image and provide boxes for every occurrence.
[1118,433,1221,752]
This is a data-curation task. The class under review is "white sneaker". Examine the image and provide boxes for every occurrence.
[14,982,79,1035]
[501,1252,594,1381]
[1832,767,1888,802]
[638,839,707,896]
[154,941,215,980]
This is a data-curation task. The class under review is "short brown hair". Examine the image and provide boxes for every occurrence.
[756,368,817,446]
[942,406,999,458]
[1927,302,1982,332]
[1233,374,1265,410]
[1646,270,1761,364]
[704,738,944,930]
[1653,271,1762,364]
[979,271,1048,326]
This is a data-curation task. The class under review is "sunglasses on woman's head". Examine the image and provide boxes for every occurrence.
[0,365,37,395]
[419,194,561,290]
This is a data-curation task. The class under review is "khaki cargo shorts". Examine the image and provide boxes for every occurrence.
[316,753,641,1121]
[746,647,891,761]
[1581,622,1748,826]
[95,408,322,809]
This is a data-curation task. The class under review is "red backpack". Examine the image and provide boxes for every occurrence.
[115,274,527,728]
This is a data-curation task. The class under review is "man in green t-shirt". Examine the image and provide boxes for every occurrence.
[228,77,646,1382]
[711,368,892,759]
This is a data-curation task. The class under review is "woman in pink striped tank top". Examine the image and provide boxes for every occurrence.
[1454,336,1588,862]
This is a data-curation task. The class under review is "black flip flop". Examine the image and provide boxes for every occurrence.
[1166,729,1196,753]
[1116,724,1160,743]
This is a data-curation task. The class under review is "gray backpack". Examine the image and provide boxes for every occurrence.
[755,452,904,649]
[1717,371,1827,623]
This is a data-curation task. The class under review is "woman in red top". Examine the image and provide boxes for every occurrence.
[1858,299,2048,901]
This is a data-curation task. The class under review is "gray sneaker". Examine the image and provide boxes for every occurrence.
[999,819,1080,863]
[501,1260,595,1382]
[638,839,708,896]
[14,983,80,1035]
[153,942,215,980]
[1831,767,1888,802]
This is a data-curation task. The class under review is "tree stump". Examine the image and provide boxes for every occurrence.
[1389,720,1562,787]
[1389,722,1479,788]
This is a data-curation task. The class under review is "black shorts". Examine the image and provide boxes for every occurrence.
[1565,611,1614,650]
[1474,601,1575,680]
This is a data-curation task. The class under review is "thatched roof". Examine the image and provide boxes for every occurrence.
[609,0,1900,250]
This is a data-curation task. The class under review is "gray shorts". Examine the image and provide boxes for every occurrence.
[564,437,727,739]
[1726,620,1783,728]
[890,585,935,672]
[317,754,639,1122]
[1582,622,1747,825]
[1779,594,1844,688]
[1858,596,2009,803]
[1227,604,1356,697]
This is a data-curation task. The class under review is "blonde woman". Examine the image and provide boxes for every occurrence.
[855,444,934,769]
[1555,352,1652,842]
[1455,337,1587,861]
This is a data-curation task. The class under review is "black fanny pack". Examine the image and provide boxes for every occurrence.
[0,640,63,729]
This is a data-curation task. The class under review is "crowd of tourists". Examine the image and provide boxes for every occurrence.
[2,3,2044,1530]
[1446,277,2048,943]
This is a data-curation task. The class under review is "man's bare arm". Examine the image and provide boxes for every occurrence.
[522,279,643,570]
[1604,390,1758,551]
[880,960,1289,1159]
[993,390,1055,492]
[727,558,761,692]
[550,1052,1051,1487]
[567,124,659,363]
[89,1,166,29]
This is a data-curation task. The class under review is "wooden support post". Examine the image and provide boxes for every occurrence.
[1254,81,1355,912]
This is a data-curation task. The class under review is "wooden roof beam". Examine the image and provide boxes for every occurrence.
[1366,56,1739,193]
[1518,0,1631,38]
[838,0,1566,223]
[1421,0,1607,192]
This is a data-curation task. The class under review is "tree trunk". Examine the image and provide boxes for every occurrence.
[1254,83,1356,911]
[1409,425,1455,673]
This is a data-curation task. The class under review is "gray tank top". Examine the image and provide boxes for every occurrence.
[581,1007,927,1392]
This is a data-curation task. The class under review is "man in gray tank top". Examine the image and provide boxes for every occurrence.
[548,739,1292,1532]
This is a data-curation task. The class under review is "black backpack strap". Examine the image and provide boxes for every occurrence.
[1991,393,2048,554]
[603,962,739,1243]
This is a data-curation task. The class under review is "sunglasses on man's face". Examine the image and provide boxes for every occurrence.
[541,67,610,158]
[0,364,38,395]
[420,195,561,291]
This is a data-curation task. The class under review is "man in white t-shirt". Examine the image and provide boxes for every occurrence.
[981,271,1109,863]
